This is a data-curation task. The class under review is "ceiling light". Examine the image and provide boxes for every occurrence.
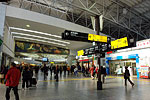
[12,32,70,44]
[9,27,61,38]
[13,36,66,46]
[26,25,30,28]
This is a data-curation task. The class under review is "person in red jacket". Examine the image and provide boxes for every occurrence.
[5,62,21,100]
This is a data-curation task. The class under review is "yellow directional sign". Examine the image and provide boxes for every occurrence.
[77,50,84,56]
[111,37,128,49]
[88,34,107,43]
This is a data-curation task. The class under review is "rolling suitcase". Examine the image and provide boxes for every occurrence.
[32,78,37,86]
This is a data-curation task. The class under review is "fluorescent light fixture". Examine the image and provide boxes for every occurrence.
[12,32,70,44]
[23,57,32,60]
[26,25,30,27]
[9,27,61,38]
[13,36,66,46]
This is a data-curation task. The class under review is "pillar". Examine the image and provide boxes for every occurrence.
[0,3,6,71]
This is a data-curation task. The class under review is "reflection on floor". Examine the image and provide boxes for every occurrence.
[0,71,150,100]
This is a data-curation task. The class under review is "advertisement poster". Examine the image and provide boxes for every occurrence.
[140,66,149,78]
[15,41,70,55]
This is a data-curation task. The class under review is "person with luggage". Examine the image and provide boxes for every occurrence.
[124,66,134,87]
[5,62,21,100]
[29,66,33,87]
[22,67,30,89]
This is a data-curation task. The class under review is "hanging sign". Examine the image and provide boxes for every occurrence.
[111,37,128,49]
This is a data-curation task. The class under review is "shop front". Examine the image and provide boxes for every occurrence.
[106,39,150,79]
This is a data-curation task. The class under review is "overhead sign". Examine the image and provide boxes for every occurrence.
[77,50,84,56]
[62,30,109,43]
[88,34,107,42]
[136,39,150,49]
[77,42,111,56]
[111,37,128,49]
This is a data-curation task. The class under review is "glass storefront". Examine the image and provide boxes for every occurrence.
[109,59,136,75]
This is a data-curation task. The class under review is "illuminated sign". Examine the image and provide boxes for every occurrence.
[62,30,109,43]
[88,34,107,42]
[136,39,150,49]
[111,37,128,49]
[107,51,112,54]
[77,50,84,56]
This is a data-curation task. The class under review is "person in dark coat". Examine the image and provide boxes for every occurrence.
[101,66,107,83]
[124,66,134,87]
[54,65,59,82]
[1,65,8,82]
[63,65,67,76]
[22,67,30,89]
[43,64,48,80]
[29,66,33,87]
[59,66,62,76]
[49,65,53,76]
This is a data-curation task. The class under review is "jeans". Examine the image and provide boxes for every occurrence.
[6,86,19,100]
[22,79,29,88]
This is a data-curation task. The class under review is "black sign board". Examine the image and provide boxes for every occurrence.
[62,30,88,42]
[83,42,111,56]
[62,30,110,43]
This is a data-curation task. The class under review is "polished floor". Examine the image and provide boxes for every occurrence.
[0,71,150,100]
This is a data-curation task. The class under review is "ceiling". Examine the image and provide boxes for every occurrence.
[6,16,93,51]
[8,0,150,41]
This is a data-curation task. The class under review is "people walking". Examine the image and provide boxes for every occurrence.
[63,65,67,76]
[74,67,78,76]
[67,66,70,75]
[101,66,107,83]
[124,66,134,87]
[29,66,33,87]
[89,66,95,79]
[5,62,21,100]
[49,65,53,76]
[43,64,48,80]
[59,66,62,76]
[22,67,30,89]
[54,65,59,82]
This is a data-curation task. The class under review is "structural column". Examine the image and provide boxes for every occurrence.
[95,15,103,90]
[0,3,6,71]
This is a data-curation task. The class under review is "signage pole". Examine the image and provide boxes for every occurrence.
[95,15,103,90]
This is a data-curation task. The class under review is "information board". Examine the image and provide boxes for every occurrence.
[62,30,108,43]
[111,37,128,49]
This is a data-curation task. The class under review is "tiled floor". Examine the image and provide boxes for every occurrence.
[1,71,150,100]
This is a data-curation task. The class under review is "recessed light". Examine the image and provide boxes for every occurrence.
[26,25,30,27]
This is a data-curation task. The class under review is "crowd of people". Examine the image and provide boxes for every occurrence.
[0,62,134,100]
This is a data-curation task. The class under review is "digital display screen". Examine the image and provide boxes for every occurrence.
[42,58,48,62]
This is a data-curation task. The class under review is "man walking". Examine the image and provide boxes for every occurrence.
[5,62,21,100]
[124,66,134,87]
